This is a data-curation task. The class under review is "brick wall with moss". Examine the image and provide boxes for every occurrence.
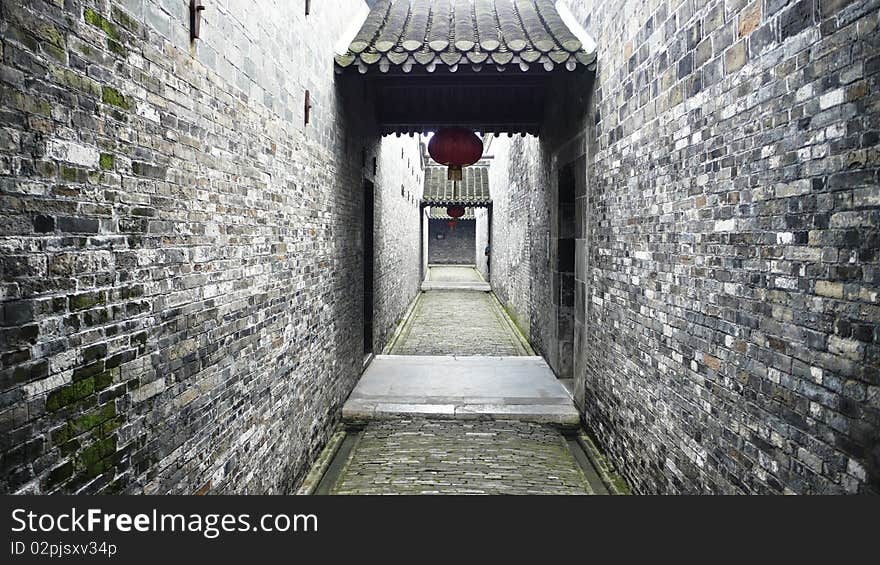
[0,0,422,494]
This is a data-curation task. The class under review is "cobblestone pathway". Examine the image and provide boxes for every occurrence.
[391,267,525,355]
[326,266,591,495]
[331,419,592,495]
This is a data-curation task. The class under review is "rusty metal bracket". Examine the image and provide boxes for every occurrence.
[190,0,205,41]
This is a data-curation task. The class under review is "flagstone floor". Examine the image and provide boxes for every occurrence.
[319,266,602,495]
[391,266,526,356]
[331,418,593,495]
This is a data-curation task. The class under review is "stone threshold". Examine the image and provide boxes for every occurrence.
[421,264,490,291]
[420,280,491,291]
[342,355,579,427]
[343,403,579,426]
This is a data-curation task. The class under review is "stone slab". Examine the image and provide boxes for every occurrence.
[426,265,482,281]
[420,281,491,291]
[343,355,579,426]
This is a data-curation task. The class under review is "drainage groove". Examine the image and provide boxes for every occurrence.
[313,428,363,495]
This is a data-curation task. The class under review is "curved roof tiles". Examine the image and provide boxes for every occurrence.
[423,165,491,206]
[336,0,597,74]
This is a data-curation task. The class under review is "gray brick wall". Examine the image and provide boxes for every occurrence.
[373,139,424,352]
[475,207,490,280]
[428,219,476,264]
[494,0,880,494]
[488,137,533,334]
[0,0,421,494]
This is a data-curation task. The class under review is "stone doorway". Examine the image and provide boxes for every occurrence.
[428,215,476,265]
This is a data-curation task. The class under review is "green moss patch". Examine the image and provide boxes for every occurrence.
[46,378,95,412]
[84,8,118,40]
[77,436,117,479]
[51,403,116,445]
[99,153,114,170]
[101,86,129,110]
[107,39,126,57]
[95,369,115,390]
[36,23,65,49]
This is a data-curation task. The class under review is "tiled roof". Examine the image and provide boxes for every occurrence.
[423,166,491,205]
[336,0,597,74]
[428,206,477,220]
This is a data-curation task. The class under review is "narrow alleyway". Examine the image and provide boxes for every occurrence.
[3,0,875,498]
[321,266,603,495]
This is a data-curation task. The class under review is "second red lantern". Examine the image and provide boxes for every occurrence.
[428,127,483,181]
[446,205,465,219]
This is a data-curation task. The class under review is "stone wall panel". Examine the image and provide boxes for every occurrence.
[494,0,880,494]
[0,0,421,494]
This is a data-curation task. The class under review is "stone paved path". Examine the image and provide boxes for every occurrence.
[331,419,592,495]
[391,267,526,355]
[324,266,591,495]
[427,265,483,282]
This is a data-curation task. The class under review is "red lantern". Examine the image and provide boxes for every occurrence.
[428,127,483,181]
[447,205,465,219]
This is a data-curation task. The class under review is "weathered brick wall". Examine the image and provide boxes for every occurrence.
[489,134,557,362]
[428,219,476,264]
[373,138,424,351]
[475,207,490,280]
[524,135,555,367]
[0,0,421,494]
[421,207,429,280]
[488,136,534,334]
[500,0,880,493]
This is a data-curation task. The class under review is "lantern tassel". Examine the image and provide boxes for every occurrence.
[447,165,463,181]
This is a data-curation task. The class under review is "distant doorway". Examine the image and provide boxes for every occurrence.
[428,217,476,264]
[555,162,576,379]
[363,179,374,356]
